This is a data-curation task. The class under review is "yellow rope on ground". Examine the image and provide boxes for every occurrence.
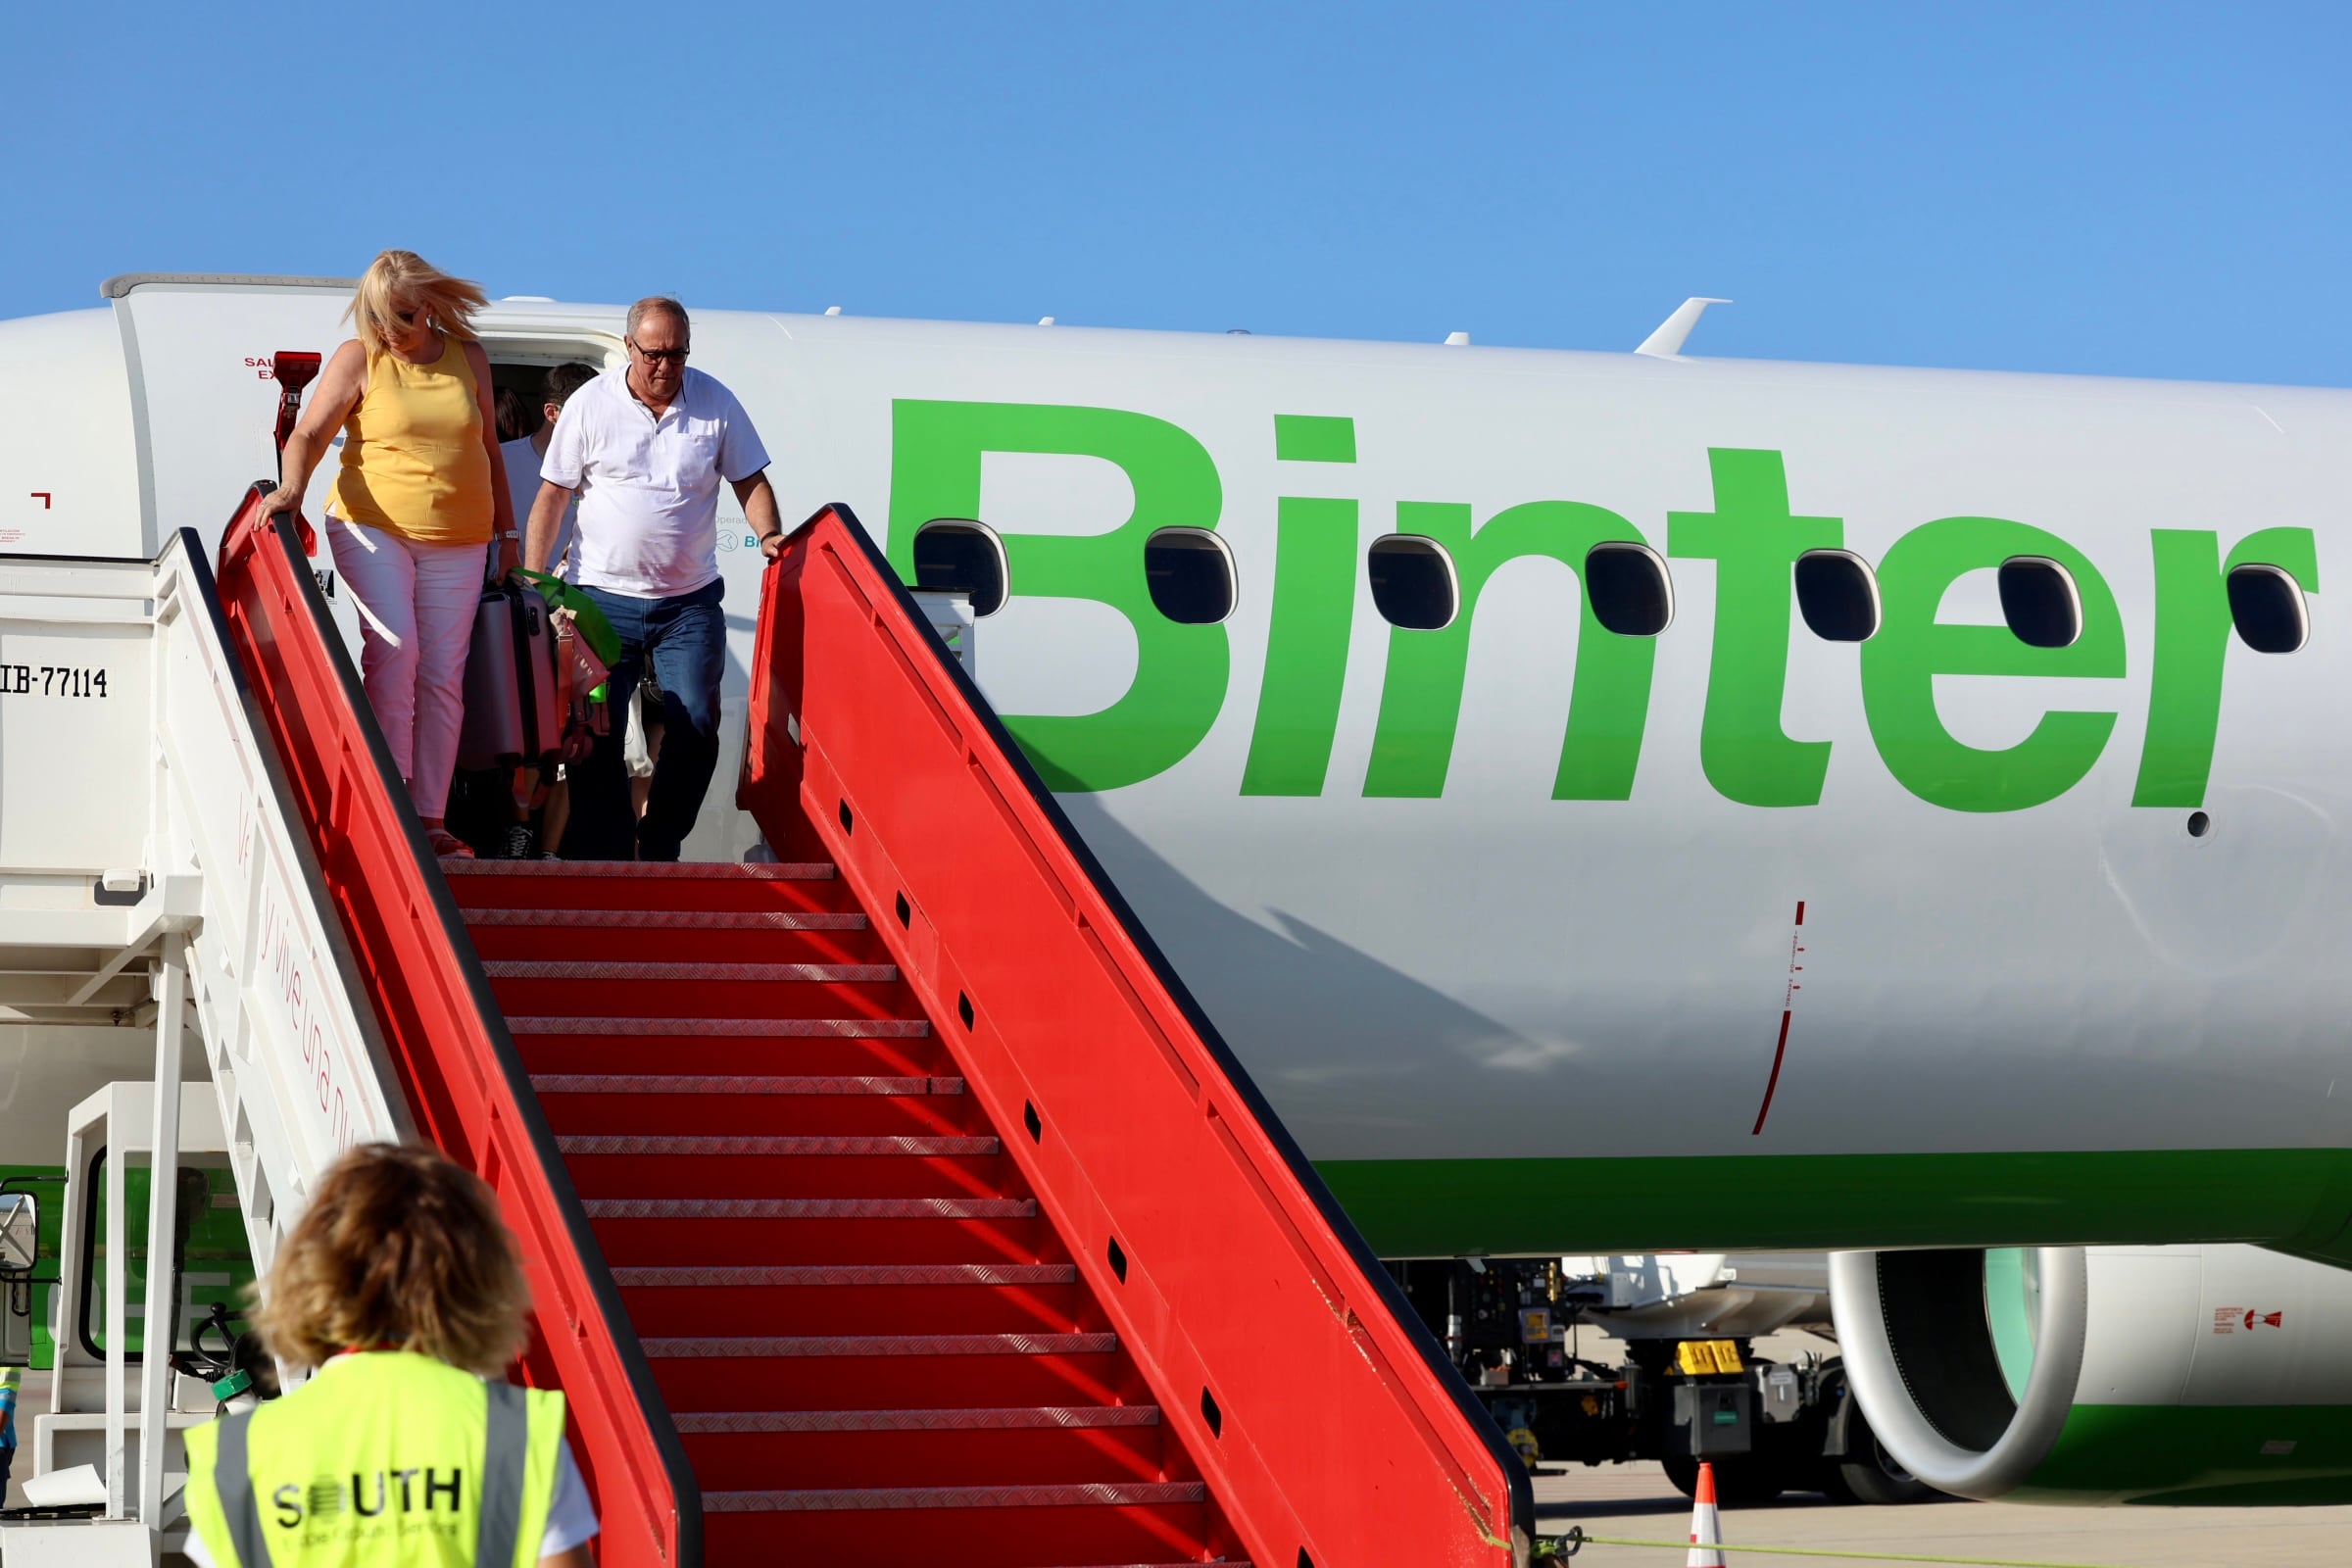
[1556,1532,2132,1568]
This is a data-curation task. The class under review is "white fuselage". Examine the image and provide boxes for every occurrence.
[8,278,2348,1255]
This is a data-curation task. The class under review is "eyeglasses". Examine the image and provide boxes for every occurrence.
[628,339,690,366]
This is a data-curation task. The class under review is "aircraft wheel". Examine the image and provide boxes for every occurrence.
[1822,1407,1937,1505]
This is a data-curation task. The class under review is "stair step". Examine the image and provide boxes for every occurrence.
[678,1409,1170,1491]
[490,967,907,1020]
[644,1331,1114,1358]
[702,1509,1227,1564]
[705,1481,1203,1512]
[676,1403,1152,1433]
[647,1329,1133,1410]
[701,1508,1225,1564]
[563,1132,1009,1200]
[466,908,883,965]
[613,1263,1077,1287]
[465,906,868,929]
[596,1214,1061,1268]
[559,1134,997,1156]
[509,1015,927,1037]
[612,1261,1086,1335]
[484,959,897,983]
[444,861,857,915]
[533,1074,959,1096]
[539,1073,974,1138]
[588,1197,1031,1222]
[515,1034,940,1080]
[444,859,837,880]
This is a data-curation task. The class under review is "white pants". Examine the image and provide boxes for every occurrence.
[327,517,486,820]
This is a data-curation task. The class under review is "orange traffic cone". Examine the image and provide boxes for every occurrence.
[1686,1459,1727,1568]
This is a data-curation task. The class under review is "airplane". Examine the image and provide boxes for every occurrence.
[3,273,2349,1510]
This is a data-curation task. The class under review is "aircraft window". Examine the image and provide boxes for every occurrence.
[1367,536,1458,630]
[2227,564,2308,655]
[1996,557,2081,649]
[1144,528,1237,624]
[1794,549,1881,642]
[1584,542,1675,637]
[911,520,1007,617]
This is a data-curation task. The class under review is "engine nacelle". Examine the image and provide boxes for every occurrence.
[1831,1245,2352,1504]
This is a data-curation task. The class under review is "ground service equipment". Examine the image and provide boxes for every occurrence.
[1392,1256,1932,1508]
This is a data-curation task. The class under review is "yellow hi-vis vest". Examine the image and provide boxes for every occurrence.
[182,1352,565,1568]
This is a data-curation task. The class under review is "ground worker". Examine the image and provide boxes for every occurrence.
[180,1144,597,1567]
[0,1363,20,1502]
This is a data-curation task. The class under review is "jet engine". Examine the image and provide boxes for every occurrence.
[1830,1244,2352,1504]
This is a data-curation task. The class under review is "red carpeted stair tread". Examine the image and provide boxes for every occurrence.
[531,1073,960,1095]
[484,959,898,982]
[585,1197,1034,1220]
[474,855,1239,1563]
[442,858,836,879]
[508,1016,928,1037]
[611,1263,1077,1288]
[703,1482,1206,1513]
[558,1134,998,1156]
[674,1405,1158,1433]
[643,1332,1117,1358]
[463,906,868,929]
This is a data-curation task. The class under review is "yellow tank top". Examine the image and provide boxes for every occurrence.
[328,335,496,546]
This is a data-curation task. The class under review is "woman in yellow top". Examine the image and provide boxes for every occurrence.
[262,251,516,858]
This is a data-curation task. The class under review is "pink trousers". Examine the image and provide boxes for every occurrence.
[327,517,486,820]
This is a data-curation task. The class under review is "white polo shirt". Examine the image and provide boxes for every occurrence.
[541,365,770,598]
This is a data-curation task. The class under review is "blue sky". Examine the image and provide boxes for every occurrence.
[10,3,2346,385]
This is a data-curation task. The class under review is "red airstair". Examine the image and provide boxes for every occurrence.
[213,486,1533,1567]
[450,856,1233,1560]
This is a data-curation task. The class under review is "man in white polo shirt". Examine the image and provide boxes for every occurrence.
[522,297,786,859]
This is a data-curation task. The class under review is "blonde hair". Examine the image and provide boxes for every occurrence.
[252,1143,530,1375]
[348,250,488,353]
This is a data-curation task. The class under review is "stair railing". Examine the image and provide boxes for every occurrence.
[742,503,1534,1568]
[215,485,701,1568]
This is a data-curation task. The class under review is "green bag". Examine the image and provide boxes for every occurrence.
[513,568,621,701]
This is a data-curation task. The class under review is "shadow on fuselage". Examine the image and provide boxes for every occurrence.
[1056,795,1534,1165]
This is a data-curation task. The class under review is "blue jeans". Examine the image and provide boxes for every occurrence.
[570,579,726,861]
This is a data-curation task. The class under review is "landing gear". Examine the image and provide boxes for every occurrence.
[1818,1402,1937,1505]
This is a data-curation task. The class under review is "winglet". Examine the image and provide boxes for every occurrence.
[1635,297,1732,360]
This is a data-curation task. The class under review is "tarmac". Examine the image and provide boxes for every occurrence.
[1528,1328,2352,1568]
[1534,1461,2352,1568]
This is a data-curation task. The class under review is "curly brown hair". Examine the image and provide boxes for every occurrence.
[251,1144,529,1375]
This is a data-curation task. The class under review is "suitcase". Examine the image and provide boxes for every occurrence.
[457,577,563,770]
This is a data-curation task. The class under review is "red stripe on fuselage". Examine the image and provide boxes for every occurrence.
[1752,1009,1794,1135]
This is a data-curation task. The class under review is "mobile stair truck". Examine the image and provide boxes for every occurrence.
[0,471,1536,1565]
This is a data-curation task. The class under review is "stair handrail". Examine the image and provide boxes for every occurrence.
[152,525,416,1260]
[214,485,701,1568]
[742,503,1535,1568]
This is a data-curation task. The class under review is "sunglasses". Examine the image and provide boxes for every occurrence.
[629,339,690,366]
